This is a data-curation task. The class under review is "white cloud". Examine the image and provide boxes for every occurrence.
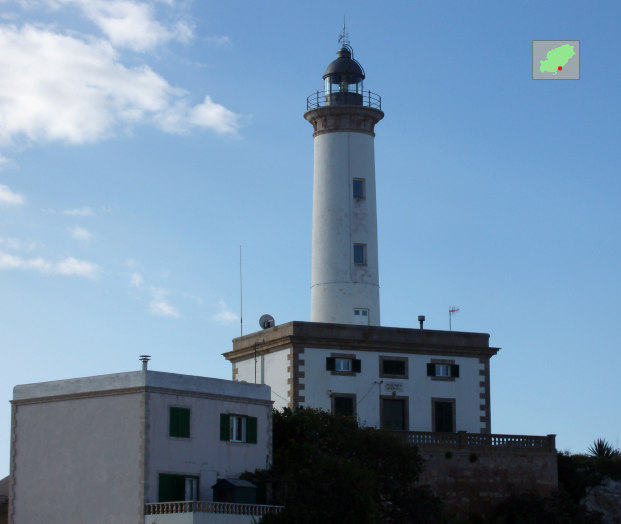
[0,237,38,251]
[205,35,230,47]
[0,184,23,204]
[55,256,100,277]
[69,225,93,240]
[130,272,143,288]
[0,24,240,147]
[127,270,179,318]
[188,96,240,135]
[213,299,239,324]
[58,0,193,52]
[0,250,100,278]
[63,206,95,216]
[148,286,179,318]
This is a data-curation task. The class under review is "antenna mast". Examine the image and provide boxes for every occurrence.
[239,245,243,336]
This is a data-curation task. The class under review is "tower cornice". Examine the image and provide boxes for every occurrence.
[304,105,384,138]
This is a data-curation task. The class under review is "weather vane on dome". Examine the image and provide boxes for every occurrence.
[338,17,350,47]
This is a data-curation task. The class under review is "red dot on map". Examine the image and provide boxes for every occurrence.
[558,66,563,71]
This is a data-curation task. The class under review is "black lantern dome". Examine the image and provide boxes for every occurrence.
[323,44,365,106]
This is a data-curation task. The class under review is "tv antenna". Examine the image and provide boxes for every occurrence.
[449,307,460,331]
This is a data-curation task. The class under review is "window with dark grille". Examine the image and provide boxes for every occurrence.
[333,396,355,416]
[381,359,406,377]
[169,407,190,438]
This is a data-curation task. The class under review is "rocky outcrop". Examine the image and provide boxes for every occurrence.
[583,478,621,523]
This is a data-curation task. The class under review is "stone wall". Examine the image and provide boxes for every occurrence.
[416,440,558,515]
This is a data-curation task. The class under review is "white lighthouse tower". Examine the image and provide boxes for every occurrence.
[304,38,384,326]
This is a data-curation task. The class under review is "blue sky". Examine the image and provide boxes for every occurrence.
[1,0,620,476]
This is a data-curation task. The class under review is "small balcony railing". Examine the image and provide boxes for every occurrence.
[398,431,556,452]
[145,501,284,516]
[306,90,382,111]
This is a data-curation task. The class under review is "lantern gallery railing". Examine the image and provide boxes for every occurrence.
[306,90,382,110]
[144,501,284,516]
[399,431,557,452]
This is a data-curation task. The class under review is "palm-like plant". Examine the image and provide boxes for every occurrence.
[587,438,620,458]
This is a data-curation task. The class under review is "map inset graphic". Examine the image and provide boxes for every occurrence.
[532,40,580,80]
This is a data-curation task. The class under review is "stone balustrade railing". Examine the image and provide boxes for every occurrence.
[400,431,556,452]
[145,501,284,516]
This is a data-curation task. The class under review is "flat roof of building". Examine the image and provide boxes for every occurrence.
[13,370,271,402]
[225,321,499,361]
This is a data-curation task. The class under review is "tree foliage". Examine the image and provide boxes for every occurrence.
[587,438,620,458]
[476,490,604,524]
[246,407,442,524]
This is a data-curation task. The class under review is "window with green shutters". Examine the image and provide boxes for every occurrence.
[219,413,258,444]
[426,363,460,379]
[169,407,190,438]
[158,473,198,502]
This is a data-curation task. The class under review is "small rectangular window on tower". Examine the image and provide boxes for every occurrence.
[353,178,365,200]
[353,243,366,265]
[353,308,369,325]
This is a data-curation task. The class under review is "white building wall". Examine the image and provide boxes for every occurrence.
[311,130,380,326]
[11,392,144,524]
[145,391,272,504]
[11,371,273,524]
[234,349,290,411]
[300,348,483,432]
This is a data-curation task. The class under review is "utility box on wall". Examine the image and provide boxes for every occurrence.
[212,479,257,504]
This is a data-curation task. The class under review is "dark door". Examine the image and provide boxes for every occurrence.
[381,398,406,430]
[434,401,454,432]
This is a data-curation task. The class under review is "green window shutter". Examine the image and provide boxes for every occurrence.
[326,357,335,371]
[220,413,230,441]
[451,364,460,378]
[159,473,185,502]
[170,407,190,438]
[246,416,258,444]
[426,363,435,376]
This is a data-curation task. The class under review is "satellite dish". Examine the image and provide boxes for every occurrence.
[259,314,275,329]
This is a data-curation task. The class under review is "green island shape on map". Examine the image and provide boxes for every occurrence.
[539,44,575,75]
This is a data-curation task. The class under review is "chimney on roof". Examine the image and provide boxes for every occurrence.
[418,315,425,330]
[139,355,151,371]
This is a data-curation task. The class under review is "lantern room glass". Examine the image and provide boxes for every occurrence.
[325,75,363,95]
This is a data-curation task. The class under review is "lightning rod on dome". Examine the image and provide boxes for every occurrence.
[338,17,350,47]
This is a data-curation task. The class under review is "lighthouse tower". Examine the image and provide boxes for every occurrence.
[304,39,384,326]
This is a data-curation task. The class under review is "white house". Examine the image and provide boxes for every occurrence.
[225,321,497,434]
[9,369,274,524]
